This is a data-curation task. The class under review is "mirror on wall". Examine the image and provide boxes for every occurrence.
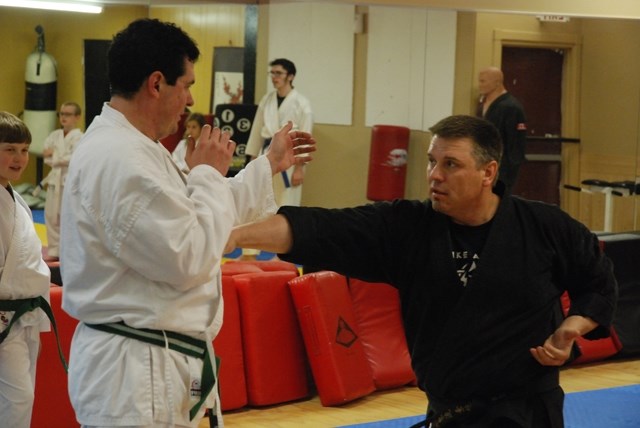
[4,1,638,234]
[144,3,640,234]
[467,13,640,233]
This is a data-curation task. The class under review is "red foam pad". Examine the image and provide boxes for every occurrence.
[348,278,416,389]
[221,261,263,276]
[228,260,299,275]
[234,271,309,406]
[289,271,375,406]
[572,332,622,365]
[213,276,248,411]
[32,285,80,428]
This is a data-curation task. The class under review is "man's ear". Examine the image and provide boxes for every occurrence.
[148,71,163,95]
[484,160,499,186]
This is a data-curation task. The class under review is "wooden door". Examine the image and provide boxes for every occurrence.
[502,47,564,204]
[502,47,563,137]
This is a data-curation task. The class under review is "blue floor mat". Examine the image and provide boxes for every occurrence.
[564,384,640,428]
[338,384,640,428]
[338,415,423,428]
[33,209,45,224]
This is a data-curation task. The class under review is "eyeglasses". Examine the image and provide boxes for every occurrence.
[268,71,287,77]
[58,112,76,117]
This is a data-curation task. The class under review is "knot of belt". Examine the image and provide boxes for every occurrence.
[0,296,68,372]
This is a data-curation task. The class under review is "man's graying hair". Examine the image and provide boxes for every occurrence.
[429,115,503,167]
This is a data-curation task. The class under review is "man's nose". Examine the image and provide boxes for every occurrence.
[428,164,443,181]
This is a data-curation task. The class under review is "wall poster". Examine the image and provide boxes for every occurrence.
[211,46,245,113]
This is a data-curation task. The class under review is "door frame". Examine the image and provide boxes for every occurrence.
[491,29,581,215]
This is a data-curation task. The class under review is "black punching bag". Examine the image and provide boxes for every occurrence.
[24,25,58,156]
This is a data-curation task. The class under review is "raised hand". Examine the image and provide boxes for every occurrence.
[265,121,316,175]
[185,124,236,176]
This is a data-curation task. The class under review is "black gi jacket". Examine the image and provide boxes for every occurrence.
[277,187,617,406]
[483,93,527,187]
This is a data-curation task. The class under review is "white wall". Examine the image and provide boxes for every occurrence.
[269,2,355,125]
[267,3,456,131]
[366,7,456,130]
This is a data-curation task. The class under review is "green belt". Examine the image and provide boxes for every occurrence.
[85,321,217,421]
[0,296,68,372]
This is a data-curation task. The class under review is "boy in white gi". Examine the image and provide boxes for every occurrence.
[41,101,83,261]
[0,111,52,428]
[60,19,316,428]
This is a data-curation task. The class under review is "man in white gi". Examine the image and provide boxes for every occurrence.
[59,19,315,428]
[246,58,313,207]
[41,101,83,261]
[0,111,52,428]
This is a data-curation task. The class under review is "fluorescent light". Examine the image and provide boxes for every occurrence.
[0,0,103,14]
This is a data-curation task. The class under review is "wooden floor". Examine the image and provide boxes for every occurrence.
[198,358,640,428]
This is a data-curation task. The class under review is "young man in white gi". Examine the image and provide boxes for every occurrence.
[0,111,52,428]
[59,19,315,428]
[246,58,313,207]
[41,101,83,261]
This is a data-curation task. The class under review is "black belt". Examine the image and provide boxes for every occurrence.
[411,371,560,428]
[0,296,68,372]
[85,321,217,421]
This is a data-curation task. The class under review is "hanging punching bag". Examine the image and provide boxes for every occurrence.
[366,125,410,201]
[24,25,58,156]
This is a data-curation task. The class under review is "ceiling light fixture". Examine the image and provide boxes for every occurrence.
[0,0,102,14]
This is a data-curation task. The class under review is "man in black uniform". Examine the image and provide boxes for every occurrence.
[227,115,617,428]
[477,67,527,190]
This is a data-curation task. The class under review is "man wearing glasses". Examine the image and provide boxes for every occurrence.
[246,58,313,207]
[41,102,83,261]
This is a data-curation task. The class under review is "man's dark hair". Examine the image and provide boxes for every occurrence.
[429,115,503,167]
[270,58,297,76]
[0,111,32,144]
[108,18,200,99]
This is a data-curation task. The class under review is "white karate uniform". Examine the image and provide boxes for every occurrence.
[246,89,313,207]
[42,128,83,257]
[0,187,51,428]
[60,103,277,427]
[171,138,190,173]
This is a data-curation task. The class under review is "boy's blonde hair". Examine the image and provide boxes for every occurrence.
[61,102,82,116]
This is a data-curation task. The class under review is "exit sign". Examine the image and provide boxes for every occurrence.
[537,15,571,23]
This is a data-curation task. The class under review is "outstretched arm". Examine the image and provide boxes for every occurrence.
[226,214,293,255]
[529,315,598,366]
